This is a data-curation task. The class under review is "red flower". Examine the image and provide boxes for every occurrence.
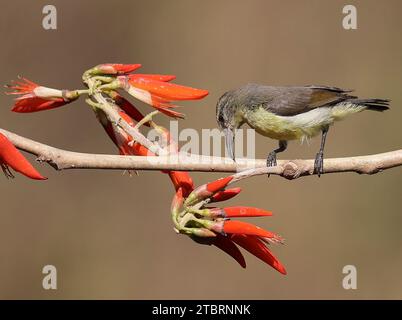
[133,74,176,82]
[185,176,233,206]
[210,187,242,202]
[204,206,272,218]
[213,234,246,268]
[95,63,142,75]
[230,234,286,274]
[117,75,209,118]
[0,133,46,180]
[6,77,78,113]
[174,175,286,274]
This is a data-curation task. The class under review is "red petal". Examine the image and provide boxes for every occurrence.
[210,188,241,202]
[131,74,176,82]
[223,206,272,218]
[103,121,120,147]
[0,133,47,180]
[153,105,184,119]
[171,187,184,212]
[118,111,135,127]
[231,234,286,274]
[98,63,142,74]
[213,234,246,268]
[12,97,69,113]
[223,220,277,238]
[206,176,233,193]
[128,76,209,101]
[168,171,194,197]
[147,95,185,118]
[131,142,153,156]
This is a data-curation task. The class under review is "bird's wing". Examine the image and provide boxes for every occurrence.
[247,84,356,117]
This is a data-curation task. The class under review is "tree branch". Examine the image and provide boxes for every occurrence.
[1,128,401,180]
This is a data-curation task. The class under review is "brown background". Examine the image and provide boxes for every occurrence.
[0,0,401,299]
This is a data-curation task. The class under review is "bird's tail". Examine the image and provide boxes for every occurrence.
[348,98,390,112]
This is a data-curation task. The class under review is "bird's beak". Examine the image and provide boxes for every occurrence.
[223,128,235,161]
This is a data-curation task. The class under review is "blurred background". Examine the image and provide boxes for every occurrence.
[0,0,401,299]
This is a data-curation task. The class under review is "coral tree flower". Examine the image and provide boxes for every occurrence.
[91,63,208,118]
[6,77,78,113]
[173,176,286,274]
[0,133,46,180]
[92,63,142,75]
[115,74,208,118]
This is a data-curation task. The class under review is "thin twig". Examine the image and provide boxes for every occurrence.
[1,128,401,180]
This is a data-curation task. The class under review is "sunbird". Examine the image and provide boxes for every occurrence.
[216,84,390,175]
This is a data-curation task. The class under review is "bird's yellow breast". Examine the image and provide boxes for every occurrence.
[241,105,362,141]
[243,109,312,140]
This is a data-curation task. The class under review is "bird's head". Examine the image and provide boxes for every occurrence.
[216,90,240,161]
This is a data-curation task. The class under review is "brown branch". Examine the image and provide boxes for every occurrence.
[1,128,401,180]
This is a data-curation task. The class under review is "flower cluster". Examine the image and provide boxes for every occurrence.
[89,63,209,119]
[6,63,208,119]
[171,176,286,274]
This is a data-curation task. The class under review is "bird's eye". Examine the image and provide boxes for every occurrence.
[218,114,224,123]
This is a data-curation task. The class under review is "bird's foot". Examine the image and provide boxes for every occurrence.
[314,151,324,177]
[266,152,277,177]
[266,151,277,167]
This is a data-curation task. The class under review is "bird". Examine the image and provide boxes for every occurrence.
[216,83,390,176]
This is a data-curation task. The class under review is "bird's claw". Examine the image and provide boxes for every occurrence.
[266,152,277,177]
[266,152,277,167]
[314,151,324,177]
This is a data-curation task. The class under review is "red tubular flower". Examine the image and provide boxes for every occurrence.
[0,133,46,180]
[210,187,241,202]
[95,63,142,75]
[222,220,282,241]
[212,234,246,268]
[171,187,184,213]
[206,176,233,193]
[186,176,233,205]
[201,206,272,219]
[223,206,272,218]
[168,172,194,197]
[230,234,287,275]
[6,77,78,113]
[132,74,176,82]
[118,75,209,118]
[126,75,209,100]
